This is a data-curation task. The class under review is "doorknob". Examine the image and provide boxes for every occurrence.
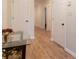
[25,20,29,22]
[61,23,64,26]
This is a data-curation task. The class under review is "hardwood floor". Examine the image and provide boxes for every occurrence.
[26,27,75,59]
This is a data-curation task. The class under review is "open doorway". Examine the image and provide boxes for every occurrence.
[34,0,52,39]
[45,7,47,30]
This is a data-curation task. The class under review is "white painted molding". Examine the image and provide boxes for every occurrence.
[30,35,35,39]
[23,35,35,40]
[65,48,76,58]
[50,37,54,41]
[23,35,35,44]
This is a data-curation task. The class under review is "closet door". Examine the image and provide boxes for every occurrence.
[11,0,34,40]
[53,0,66,47]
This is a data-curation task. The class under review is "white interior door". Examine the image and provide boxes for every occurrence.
[53,0,66,47]
[11,0,34,40]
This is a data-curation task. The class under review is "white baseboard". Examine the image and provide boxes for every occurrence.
[30,35,35,39]
[50,37,76,58]
[26,35,35,44]
[50,37,54,41]
[65,48,76,58]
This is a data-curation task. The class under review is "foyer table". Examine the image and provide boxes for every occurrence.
[2,40,27,59]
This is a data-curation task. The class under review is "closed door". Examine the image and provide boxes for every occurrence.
[53,0,66,47]
[11,0,34,39]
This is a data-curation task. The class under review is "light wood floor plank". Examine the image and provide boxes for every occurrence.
[26,27,75,59]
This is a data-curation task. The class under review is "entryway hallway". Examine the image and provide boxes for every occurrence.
[26,27,74,59]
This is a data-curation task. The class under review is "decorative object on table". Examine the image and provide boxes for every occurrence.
[9,31,23,42]
[2,28,13,43]
[2,45,26,59]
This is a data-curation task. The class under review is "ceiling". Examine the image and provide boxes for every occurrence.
[35,0,49,4]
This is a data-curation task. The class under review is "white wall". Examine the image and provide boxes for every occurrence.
[35,0,52,31]
[52,0,76,57]
[65,0,76,57]
[3,0,35,39]
[35,2,46,29]
[35,4,43,28]
[46,0,52,31]
[2,0,11,29]
[2,0,8,29]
